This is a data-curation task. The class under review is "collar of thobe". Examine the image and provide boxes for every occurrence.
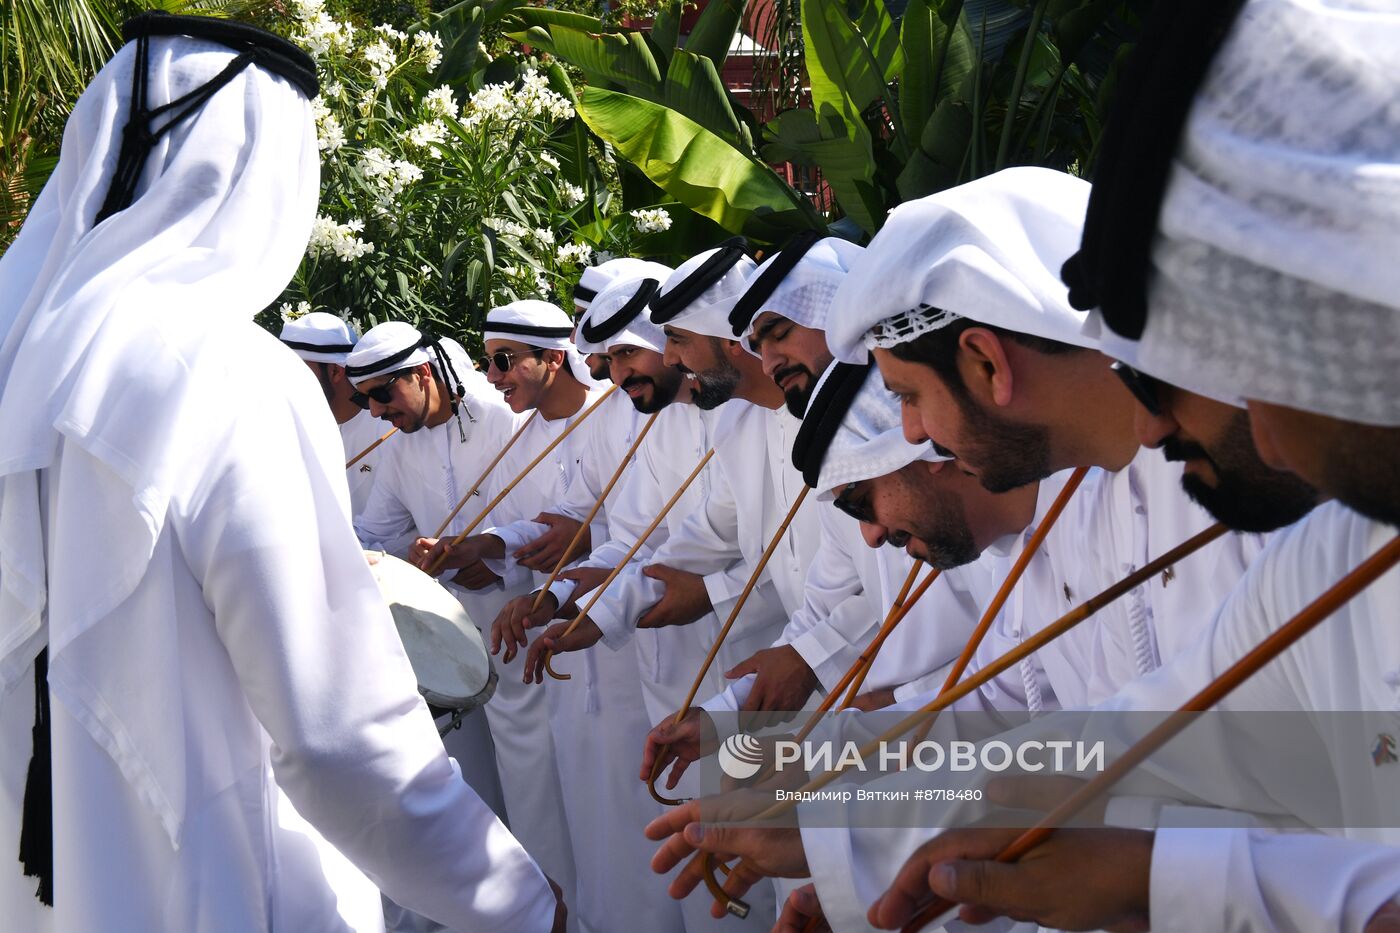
[574,257,671,310]
[1070,0,1400,427]
[576,275,666,354]
[727,233,864,340]
[824,167,1091,364]
[648,238,758,340]
[792,361,943,496]
[280,311,357,364]
[0,18,319,890]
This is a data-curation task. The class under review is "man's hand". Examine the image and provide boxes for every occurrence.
[515,513,587,572]
[776,883,829,933]
[413,533,495,573]
[491,592,559,664]
[640,708,718,791]
[523,617,604,684]
[846,687,897,712]
[637,564,712,629]
[645,792,809,917]
[450,561,501,590]
[559,565,611,601]
[868,775,1149,931]
[727,645,819,729]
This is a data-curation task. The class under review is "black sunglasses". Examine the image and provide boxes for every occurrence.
[478,347,544,373]
[1110,360,1164,417]
[349,371,407,410]
[832,481,877,526]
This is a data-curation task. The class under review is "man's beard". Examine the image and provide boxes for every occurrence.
[624,371,682,414]
[1163,412,1318,532]
[902,488,979,570]
[774,364,814,417]
[689,355,741,410]
[950,392,1053,494]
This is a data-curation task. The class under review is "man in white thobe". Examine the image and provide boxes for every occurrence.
[420,299,680,933]
[279,311,389,518]
[0,19,559,933]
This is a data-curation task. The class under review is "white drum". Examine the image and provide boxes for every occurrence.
[369,553,496,723]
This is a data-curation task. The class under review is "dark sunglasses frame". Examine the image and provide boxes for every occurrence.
[832,481,877,526]
[478,347,545,373]
[1110,360,1164,417]
[349,371,408,410]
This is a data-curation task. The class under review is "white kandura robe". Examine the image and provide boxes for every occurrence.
[800,454,1265,930]
[585,401,819,666]
[544,399,776,933]
[0,326,555,933]
[477,385,682,933]
[700,504,979,715]
[340,408,391,520]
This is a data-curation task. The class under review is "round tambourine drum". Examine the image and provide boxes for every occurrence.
[369,553,496,731]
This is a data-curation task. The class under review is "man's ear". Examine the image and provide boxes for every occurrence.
[914,457,951,481]
[959,327,1015,408]
[542,348,567,372]
[721,337,747,360]
[328,363,352,388]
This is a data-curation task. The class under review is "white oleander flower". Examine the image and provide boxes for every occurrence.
[323,80,344,99]
[404,119,448,153]
[559,182,585,208]
[424,85,459,119]
[556,242,593,265]
[309,215,375,261]
[487,219,531,241]
[531,227,556,246]
[374,23,407,42]
[363,39,395,76]
[413,31,443,72]
[540,151,560,171]
[279,299,313,322]
[629,208,672,233]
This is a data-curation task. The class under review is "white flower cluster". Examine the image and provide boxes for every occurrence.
[630,208,672,233]
[501,264,550,296]
[363,38,396,89]
[560,182,585,208]
[404,119,449,155]
[309,215,375,261]
[311,96,346,153]
[292,0,355,59]
[556,242,593,265]
[413,31,443,73]
[462,69,575,129]
[540,151,560,171]
[357,148,423,209]
[487,218,530,240]
[424,85,459,119]
[279,299,313,322]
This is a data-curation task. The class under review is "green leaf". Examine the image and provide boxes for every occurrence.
[651,0,685,58]
[896,98,974,199]
[899,0,974,134]
[501,7,607,33]
[520,27,663,100]
[802,0,900,117]
[434,2,485,86]
[578,87,815,236]
[761,104,883,235]
[684,0,745,67]
[664,50,743,144]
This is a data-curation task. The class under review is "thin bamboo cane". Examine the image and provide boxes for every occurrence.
[426,387,617,574]
[540,449,716,680]
[430,410,539,538]
[345,427,397,469]
[840,561,931,709]
[900,533,1400,932]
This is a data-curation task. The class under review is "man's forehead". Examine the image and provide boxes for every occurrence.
[485,337,534,354]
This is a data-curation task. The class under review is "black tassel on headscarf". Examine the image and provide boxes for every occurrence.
[18,647,53,906]
[1059,0,1246,339]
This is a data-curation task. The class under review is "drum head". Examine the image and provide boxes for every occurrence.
[370,554,495,712]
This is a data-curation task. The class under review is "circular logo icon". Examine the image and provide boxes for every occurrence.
[717,733,764,780]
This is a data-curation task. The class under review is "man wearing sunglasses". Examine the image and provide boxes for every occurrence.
[279,311,387,519]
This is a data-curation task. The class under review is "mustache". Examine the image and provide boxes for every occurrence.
[1161,437,1210,463]
[622,376,653,392]
[773,364,809,387]
[675,362,695,376]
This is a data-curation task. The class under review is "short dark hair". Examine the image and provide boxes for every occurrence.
[887,315,1082,396]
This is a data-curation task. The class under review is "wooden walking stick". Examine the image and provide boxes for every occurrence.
[530,411,660,613]
[427,386,617,574]
[840,561,931,709]
[430,410,539,538]
[694,521,1230,918]
[900,533,1400,932]
[540,449,716,680]
[346,427,398,469]
[647,486,813,811]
